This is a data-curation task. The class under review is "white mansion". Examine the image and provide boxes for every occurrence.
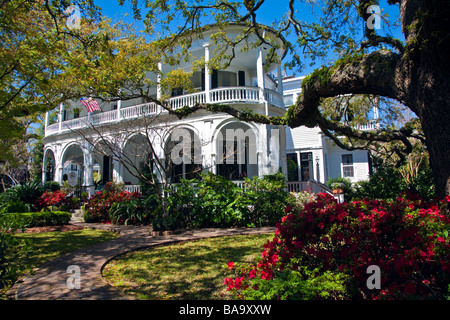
[42,24,375,195]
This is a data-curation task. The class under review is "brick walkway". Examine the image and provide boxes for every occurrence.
[8,223,275,300]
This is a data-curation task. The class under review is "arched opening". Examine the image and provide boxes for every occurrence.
[216,122,258,181]
[165,128,203,183]
[93,140,116,186]
[43,149,56,183]
[122,134,153,186]
[61,144,84,186]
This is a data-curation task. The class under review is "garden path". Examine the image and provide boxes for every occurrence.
[8,223,275,300]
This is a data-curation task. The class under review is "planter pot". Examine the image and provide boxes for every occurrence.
[332,188,344,194]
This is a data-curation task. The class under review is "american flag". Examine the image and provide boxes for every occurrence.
[79,97,101,112]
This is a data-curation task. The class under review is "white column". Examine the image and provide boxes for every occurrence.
[204,43,211,103]
[256,46,265,101]
[117,99,122,121]
[58,103,64,131]
[45,111,50,128]
[42,152,48,184]
[112,158,123,183]
[201,119,213,172]
[157,61,162,100]
[268,127,280,175]
[82,144,95,196]
[277,64,284,95]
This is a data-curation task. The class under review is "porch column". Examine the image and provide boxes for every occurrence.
[268,127,280,175]
[256,46,265,102]
[157,61,162,100]
[204,43,211,103]
[201,119,213,173]
[112,158,123,183]
[277,64,284,95]
[45,111,50,128]
[58,103,64,131]
[117,99,122,121]
[42,152,48,184]
[82,144,95,196]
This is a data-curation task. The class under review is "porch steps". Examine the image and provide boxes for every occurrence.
[70,209,85,223]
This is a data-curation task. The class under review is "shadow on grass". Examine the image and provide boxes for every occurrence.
[103,233,274,300]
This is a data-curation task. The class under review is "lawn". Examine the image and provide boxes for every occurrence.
[102,233,274,300]
[13,229,119,280]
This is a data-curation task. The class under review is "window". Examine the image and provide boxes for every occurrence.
[342,154,354,177]
[192,69,205,91]
[218,71,237,87]
[283,94,294,106]
[300,152,312,181]
[286,153,299,181]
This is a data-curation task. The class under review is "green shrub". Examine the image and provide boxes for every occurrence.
[234,267,350,300]
[326,177,355,202]
[244,172,290,227]
[165,173,251,229]
[2,211,71,228]
[109,198,152,225]
[44,181,61,192]
[0,217,32,298]
[0,182,45,213]
[83,181,138,223]
[0,200,30,214]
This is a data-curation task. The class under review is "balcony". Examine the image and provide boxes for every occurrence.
[45,87,284,137]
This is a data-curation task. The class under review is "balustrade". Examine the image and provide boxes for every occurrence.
[45,88,285,136]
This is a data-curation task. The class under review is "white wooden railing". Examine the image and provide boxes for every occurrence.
[170,92,206,109]
[286,181,333,195]
[45,87,285,136]
[124,184,142,193]
[120,102,159,119]
[210,87,261,104]
[355,121,380,131]
[123,180,332,196]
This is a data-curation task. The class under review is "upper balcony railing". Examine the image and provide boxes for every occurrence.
[45,87,285,137]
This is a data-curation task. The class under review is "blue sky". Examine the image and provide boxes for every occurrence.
[93,0,404,76]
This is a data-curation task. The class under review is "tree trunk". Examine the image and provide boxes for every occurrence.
[420,109,450,198]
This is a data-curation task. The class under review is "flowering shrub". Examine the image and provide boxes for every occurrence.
[84,182,141,223]
[37,190,69,209]
[225,193,450,300]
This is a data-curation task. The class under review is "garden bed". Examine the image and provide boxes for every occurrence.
[14,224,85,234]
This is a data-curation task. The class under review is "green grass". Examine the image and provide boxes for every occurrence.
[14,229,119,278]
[103,233,274,300]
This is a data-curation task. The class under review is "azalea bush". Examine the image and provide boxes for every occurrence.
[83,182,141,223]
[225,192,450,300]
[37,190,69,210]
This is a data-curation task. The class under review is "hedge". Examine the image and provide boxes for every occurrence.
[2,211,71,228]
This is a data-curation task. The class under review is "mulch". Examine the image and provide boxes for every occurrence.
[14,224,85,234]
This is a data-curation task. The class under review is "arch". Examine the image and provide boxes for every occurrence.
[121,133,154,185]
[42,148,56,183]
[60,142,84,184]
[164,126,203,183]
[213,119,259,180]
